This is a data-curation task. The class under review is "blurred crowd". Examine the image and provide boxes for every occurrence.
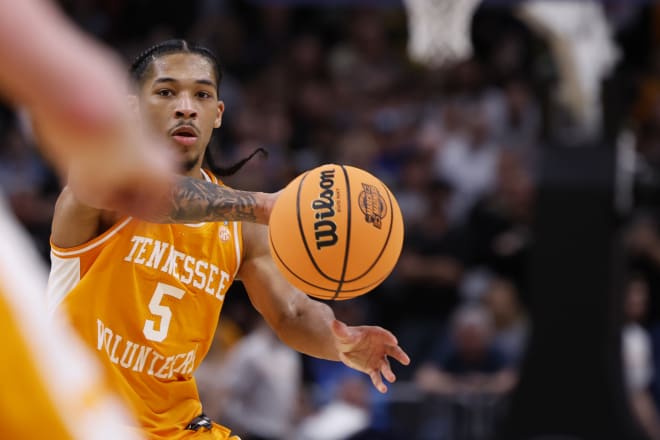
[2,0,660,439]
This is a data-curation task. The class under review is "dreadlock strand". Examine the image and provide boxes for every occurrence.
[206,147,269,177]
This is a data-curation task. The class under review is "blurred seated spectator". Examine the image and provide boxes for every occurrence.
[414,304,516,397]
[293,375,371,440]
[481,276,529,366]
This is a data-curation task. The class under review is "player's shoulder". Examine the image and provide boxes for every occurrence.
[52,186,114,248]
[55,186,96,215]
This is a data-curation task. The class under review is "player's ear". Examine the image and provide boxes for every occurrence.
[214,101,224,129]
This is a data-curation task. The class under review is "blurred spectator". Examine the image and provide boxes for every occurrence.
[392,150,434,230]
[432,101,500,224]
[368,90,421,186]
[464,149,535,300]
[293,376,371,440]
[622,275,660,440]
[413,304,516,440]
[481,277,529,366]
[414,304,516,397]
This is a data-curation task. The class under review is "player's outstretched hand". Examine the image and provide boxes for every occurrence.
[331,319,410,393]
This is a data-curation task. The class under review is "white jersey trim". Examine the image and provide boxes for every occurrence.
[47,254,81,313]
[233,221,241,278]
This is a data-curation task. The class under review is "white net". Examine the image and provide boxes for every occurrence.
[517,0,620,137]
[403,0,482,69]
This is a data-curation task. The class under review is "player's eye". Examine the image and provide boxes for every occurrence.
[197,91,212,99]
[157,89,174,97]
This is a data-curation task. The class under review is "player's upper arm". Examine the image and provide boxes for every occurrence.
[51,186,105,248]
[237,222,309,331]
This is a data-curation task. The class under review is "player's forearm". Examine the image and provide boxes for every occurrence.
[273,296,341,361]
[146,176,272,225]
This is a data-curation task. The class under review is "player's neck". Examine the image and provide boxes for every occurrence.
[179,167,204,180]
[190,168,204,180]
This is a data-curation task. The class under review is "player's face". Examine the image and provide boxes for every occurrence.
[139,53,223,175]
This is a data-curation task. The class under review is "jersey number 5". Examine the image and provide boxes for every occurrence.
[143,282,185,342]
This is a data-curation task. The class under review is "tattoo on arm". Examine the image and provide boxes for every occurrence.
[156,177,258,223]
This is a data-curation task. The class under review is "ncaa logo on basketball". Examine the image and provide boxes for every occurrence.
[312,168,338,250]
[358,183,387,229]
[218,225,231,242]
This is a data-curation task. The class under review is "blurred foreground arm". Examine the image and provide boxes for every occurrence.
[0,0,174,217]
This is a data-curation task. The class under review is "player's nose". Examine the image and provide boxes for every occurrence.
[174,94,197,119]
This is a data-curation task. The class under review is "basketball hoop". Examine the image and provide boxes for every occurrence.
[517,0,620,137]
[403,0,482,69]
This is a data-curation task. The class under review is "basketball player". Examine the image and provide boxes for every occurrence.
[48,39,411,440]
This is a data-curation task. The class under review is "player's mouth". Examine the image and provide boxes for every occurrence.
[170,125,199,147]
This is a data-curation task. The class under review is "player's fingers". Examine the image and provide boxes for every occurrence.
[386,344,411,366]
[373,326,398,346]
[381,357,396,383]
[369,369,387,394]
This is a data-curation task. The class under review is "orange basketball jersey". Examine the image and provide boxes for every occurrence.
[48,170,243,440]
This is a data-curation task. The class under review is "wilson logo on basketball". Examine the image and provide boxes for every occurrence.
[358,183,387,229]
[312,169,338,250]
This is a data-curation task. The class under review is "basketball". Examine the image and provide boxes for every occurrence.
[268,164,404,300]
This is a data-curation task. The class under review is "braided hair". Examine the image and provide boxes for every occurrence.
[130,39,222,91]
[129,39,266,176]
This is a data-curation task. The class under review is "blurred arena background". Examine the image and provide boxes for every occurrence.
[2,0,660,439]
